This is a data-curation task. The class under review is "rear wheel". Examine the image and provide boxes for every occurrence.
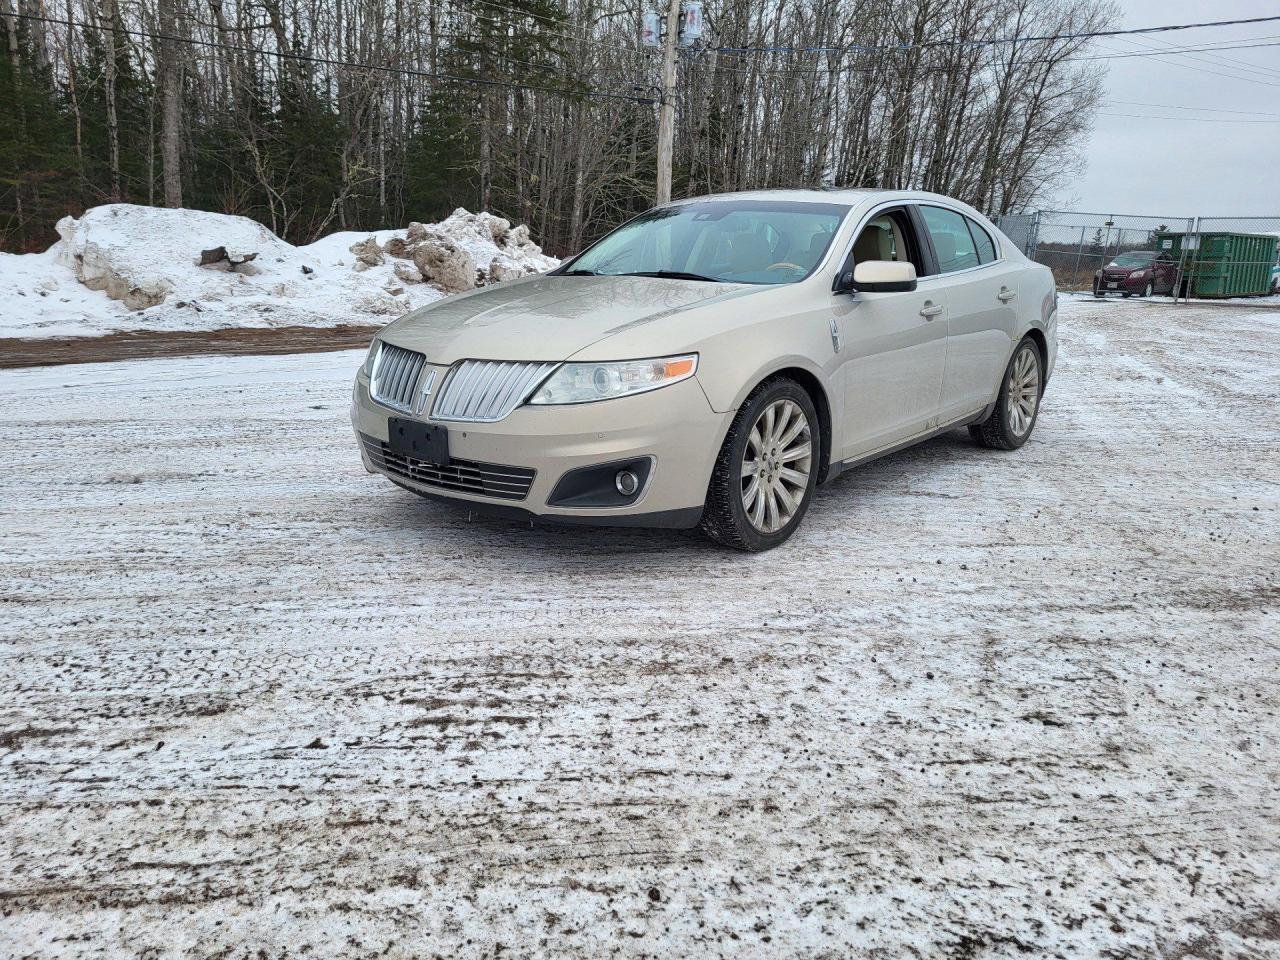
[969,338,1043,451]
[701,378,819,552]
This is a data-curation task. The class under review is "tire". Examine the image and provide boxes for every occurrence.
[1121,290,1132,298]
[969,338,1043,451]
[1092,281,1103,298]
[1143,282,1154,298]
[700,377,820,552]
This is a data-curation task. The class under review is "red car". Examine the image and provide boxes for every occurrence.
[1093,250,1178,297]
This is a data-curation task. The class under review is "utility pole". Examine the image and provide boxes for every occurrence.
[654,0,680,206]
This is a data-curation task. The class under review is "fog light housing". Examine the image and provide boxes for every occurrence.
[615,470,639,496]
[548,457,654,508]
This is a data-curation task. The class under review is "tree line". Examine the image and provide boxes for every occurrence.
[1,0,1113,255]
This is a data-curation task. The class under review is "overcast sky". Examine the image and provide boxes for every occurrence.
[1062,0,1280,217]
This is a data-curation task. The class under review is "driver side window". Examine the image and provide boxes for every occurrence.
[840,208,923,280]
[852,216,905,264]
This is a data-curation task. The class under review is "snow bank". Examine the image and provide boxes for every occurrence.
[0,204,558,339]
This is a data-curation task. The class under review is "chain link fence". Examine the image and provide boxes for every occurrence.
[995,210,1280,302]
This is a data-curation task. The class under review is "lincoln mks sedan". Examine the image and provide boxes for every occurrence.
[352,188,1057,551]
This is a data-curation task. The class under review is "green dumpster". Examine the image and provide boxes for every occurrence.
[1154,230,1280,298]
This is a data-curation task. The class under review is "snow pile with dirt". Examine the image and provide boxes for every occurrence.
[0,204,558,340]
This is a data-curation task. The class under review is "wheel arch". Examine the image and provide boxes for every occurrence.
[712,363,835,485]
[1022,326,1048,368]
[771,366,835,484]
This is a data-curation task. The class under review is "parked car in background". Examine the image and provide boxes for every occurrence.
[1093,250,1178,298]
[353,189,1057,551]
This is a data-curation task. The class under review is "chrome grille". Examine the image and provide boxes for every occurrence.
[371,343,433,414]
[360,434,535,501]
[432,360,558,423]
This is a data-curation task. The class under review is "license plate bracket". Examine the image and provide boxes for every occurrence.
[387,417,449,465]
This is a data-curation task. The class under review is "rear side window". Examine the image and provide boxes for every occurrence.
[920,205,979,273]
[967,217,997,263]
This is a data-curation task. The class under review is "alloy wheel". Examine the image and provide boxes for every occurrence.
[1006,345,1041,438]
[740,399,812,534]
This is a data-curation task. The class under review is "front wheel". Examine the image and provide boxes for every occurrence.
[1143,281,1154,298]
[700,378,819,552]
[969,338,1043,451]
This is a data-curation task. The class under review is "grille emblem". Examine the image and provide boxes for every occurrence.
[413,369,438,415]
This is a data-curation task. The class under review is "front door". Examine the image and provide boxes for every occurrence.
[838,290,949,460]
[834,207,947,460]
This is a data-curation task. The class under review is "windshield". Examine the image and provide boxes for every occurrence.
[1109,252,1155,267]
[562,200,848,285]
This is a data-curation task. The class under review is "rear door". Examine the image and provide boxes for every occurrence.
[915,205,1022,422]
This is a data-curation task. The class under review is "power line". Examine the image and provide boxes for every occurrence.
[713,34,1280,65]
[1109,99,1280,118]
[1099,112,1280,124]
[706,14,1280,55]
[1093,37,1280,89]
[1134,25,1280,76]
[1114,30,1280,80]
[5,11,658,104]
[1074,38,1280,62]
[688,32,1280,80]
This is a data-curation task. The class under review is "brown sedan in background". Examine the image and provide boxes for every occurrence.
[1093,250,1178,298]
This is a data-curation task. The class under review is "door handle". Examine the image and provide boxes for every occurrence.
[998,287,1017,302]
[919,302,943,319]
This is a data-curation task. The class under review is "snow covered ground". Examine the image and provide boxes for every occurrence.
[0,205,557,340]
[1,298,1277,958]
[1063,290,1280,308]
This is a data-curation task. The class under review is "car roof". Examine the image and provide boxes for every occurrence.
[666,188,988,216]
[670,188,886,204]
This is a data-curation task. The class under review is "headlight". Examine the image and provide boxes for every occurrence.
[1132,270,1148,279]
[362,338,380,375]
[529,355,698,405]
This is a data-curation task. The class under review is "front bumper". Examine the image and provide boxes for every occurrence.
[1094,272,1146,293]
[351,371,728,528]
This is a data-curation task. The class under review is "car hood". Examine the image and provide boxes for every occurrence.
[379,274,758,364]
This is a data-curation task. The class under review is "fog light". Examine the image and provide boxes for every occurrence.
[615,470,639,496]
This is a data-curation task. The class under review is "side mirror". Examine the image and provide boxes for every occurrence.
[852,260,917,293]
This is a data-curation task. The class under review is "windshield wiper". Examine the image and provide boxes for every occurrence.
[560,268,597,276]
[620,270,722,283]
